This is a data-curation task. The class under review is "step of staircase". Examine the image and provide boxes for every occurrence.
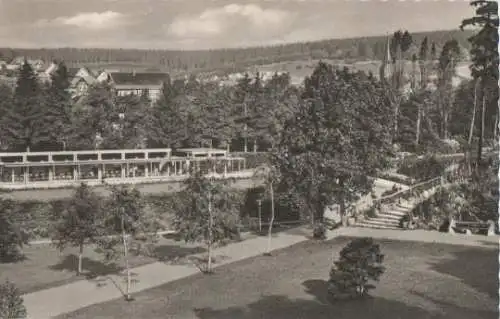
[379,210,408,218]
[376,213,403,221]
[354,222,401,230]
[357,218,401,227]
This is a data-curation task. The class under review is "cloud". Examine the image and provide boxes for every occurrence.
[166,4,293,43]
[38,11,127,30]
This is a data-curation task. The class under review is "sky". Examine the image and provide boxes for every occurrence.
[0,0,475,50]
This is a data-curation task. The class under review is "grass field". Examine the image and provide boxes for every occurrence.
[56,237,497,319]
[0,233,223,294]
[244,59,471,86]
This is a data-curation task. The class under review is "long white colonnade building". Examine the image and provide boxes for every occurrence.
[0,148,248,189]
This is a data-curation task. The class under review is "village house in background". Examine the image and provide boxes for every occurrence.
[96,71,170,102]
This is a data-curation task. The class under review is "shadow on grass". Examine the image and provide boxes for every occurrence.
[152,245,206,263]
[0,252,28,264]
[49,254,124,279]
[477,240,499,248]
[410,291,497,319]
[429,246,498,299]
[194,279,496,319]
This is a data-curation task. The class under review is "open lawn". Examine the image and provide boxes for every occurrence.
[56,237,497,319]
[0,233,257,294]
[245,59,471,86]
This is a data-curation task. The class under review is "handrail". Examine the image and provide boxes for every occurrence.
[373,176,442,205]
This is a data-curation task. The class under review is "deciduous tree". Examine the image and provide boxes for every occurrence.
[460,0,499,165]
[172,169,241,273]
[52,183,105,275]
[273,63,393,228]
[99,185,160,301]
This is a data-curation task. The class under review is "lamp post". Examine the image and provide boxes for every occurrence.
[257,199,262,232]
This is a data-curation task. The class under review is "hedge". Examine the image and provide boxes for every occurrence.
[232,152,270,169]
[7,186,300,241]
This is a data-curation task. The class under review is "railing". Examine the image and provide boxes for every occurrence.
[373,176,442,205]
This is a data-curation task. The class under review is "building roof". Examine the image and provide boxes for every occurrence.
[67,68,80,78]
[71,75,96,87]
[109,72,169,87]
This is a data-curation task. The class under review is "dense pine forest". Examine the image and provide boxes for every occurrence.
[0,29,473,74]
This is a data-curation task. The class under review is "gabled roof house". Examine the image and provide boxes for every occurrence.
[98,71,169,102]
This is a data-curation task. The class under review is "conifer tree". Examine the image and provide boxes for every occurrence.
[4,61,47,151]
[45,61,72,150]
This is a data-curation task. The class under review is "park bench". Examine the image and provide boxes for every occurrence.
[450,219,496,236]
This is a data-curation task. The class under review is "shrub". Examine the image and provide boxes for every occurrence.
[328,237,385,299]
[313,223,327,240]
[0,199,28,263]
[365,207,378,218]
[397,155,446,182]
[0,281,27,318]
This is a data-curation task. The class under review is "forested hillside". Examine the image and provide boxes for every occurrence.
[0,29,473,74]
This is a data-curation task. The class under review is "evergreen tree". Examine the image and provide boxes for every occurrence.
[67,84,114,150]
[45,61,72,150]
[147,80,185,148]
[101,94,148,149]
[0,84,14,150]
[4,61,47,151]
[436,40,461,139]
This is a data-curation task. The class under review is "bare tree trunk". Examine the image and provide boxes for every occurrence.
[339,179,348,226]
[244,133,248,153]
[207,193,213,273]
[443,109,449,140]
[265,182,275,255]
[121,214,131,301]
[340,197,347,227]
[77,243,84,275]
[468,78,479,145]
[477,91,486,167]
[416,104,422,145]
[494,110,499,140]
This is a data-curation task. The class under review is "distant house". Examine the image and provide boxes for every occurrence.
[70,76,96,98]
[9,57,46,71]
[98,71,169,103]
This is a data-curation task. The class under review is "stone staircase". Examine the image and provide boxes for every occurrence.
[354,175,445,230]
[355,200,415,230]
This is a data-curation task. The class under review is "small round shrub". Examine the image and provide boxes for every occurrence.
[313,223,327,240]
[0,281,27,318]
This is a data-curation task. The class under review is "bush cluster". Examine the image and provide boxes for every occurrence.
[397,155,446,182]
[0,281,26,318]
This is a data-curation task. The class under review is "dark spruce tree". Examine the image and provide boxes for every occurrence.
[44,61,72,151]
[147,79,186,148]
[0,83,14,150]
[4,60,47,151]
